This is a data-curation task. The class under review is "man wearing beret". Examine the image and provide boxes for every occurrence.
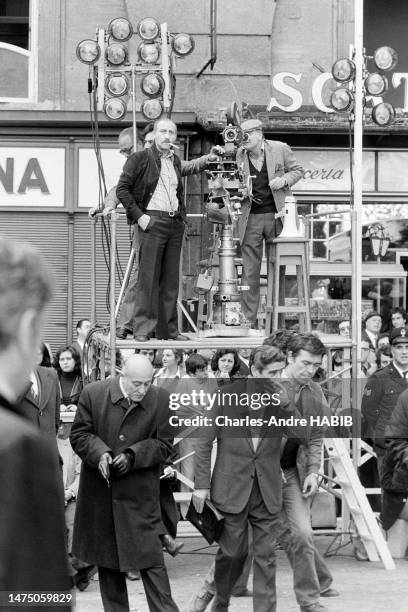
[236,119,303,327]
[362,327,408,477]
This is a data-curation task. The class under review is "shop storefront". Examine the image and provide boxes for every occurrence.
[293,147,408,331]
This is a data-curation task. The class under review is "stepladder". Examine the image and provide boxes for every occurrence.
[323,437,395,570]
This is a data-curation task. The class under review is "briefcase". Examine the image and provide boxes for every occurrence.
[186,498,224,544]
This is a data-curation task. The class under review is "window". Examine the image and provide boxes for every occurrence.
[0,0,29,50]
[0,0,36,102]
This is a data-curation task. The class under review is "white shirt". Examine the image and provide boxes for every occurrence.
[147,154,179,213]
[365,330,378,349]
[29,370,39,399]
[248,141,265,172]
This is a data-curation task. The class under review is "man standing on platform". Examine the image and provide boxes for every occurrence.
[70,354,179,612]
[116,118,221,342]
[235,119,303,328]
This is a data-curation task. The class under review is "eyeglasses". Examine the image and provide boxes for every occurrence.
[120,146,133,156]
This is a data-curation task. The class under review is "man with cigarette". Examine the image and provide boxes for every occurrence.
[117,118,221,341]
[70,354,179,611]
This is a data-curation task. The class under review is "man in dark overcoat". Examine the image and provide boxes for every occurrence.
[70,354,179,612]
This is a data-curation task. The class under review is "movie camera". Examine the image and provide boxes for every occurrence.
[195,105,252,336]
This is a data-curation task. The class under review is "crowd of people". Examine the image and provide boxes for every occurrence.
[2,111,408,612]
[11,315,408,612]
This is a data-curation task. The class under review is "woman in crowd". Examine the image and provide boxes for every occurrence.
[53,345,83,411]
[210,348,240,383]
[154,348,184,392]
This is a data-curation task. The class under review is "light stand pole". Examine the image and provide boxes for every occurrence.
[351,0,364,468]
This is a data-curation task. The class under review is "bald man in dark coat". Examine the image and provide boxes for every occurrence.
[70,355,179,612]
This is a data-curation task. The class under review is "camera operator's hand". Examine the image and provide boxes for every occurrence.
[138,214,151,231]
[192,488,210,513]
[269,176,288,190]
[208,145,225,161]
[98,452,113,485]
[112,451,134,475]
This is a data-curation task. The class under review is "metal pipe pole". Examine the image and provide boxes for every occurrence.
[110,212,118,377]
[131,65,137,148]
[351,0,364,468]
[90,218,97,323]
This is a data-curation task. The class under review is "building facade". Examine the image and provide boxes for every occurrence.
[0,0,407,347]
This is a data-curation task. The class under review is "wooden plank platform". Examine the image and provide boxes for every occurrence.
[91,331,352,351]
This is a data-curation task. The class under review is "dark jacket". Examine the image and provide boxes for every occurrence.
[380,392,408,529]
[0,395,71,606]
[280,378,328,485]
[194,378,306,515]
[70,378,173,571]
[15,366,61,444]
[361,362,408,454]
[116,143,210,225]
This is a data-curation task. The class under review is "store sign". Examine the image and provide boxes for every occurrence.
[267,71,408,113]
[0,148,65,206]
[293,149,375,192]
[77,148,125,208]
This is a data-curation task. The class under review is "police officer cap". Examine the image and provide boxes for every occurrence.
[363,310,382,324]
[240,119,263,133]
[390,327,408,344]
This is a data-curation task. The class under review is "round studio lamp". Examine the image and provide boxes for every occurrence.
[142,98,163,120]
[330,88,354,112]
[374,46,398,72]
[365,73,388,96]
[137,41,160,64]
[372,102,395,126]
[331,58,356,83]
[76,39,101,64]
[108,17,133,42]
[137,17,160,41]
[105,72,130,97]
[106,42,128,66]
[141,73,165,97]
[104,98,127,120]
[172,33,195,56]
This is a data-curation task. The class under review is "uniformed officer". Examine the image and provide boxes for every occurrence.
[362,327,408,476]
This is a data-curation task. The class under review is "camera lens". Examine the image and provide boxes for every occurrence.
[223,127,237,142]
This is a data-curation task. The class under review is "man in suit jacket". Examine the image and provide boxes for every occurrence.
[362,311,382,352]
[192,376,297,612]
[235,119,303,327]
[16,364,60,447]
[0,237,71,608]
[70,354,179,612]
